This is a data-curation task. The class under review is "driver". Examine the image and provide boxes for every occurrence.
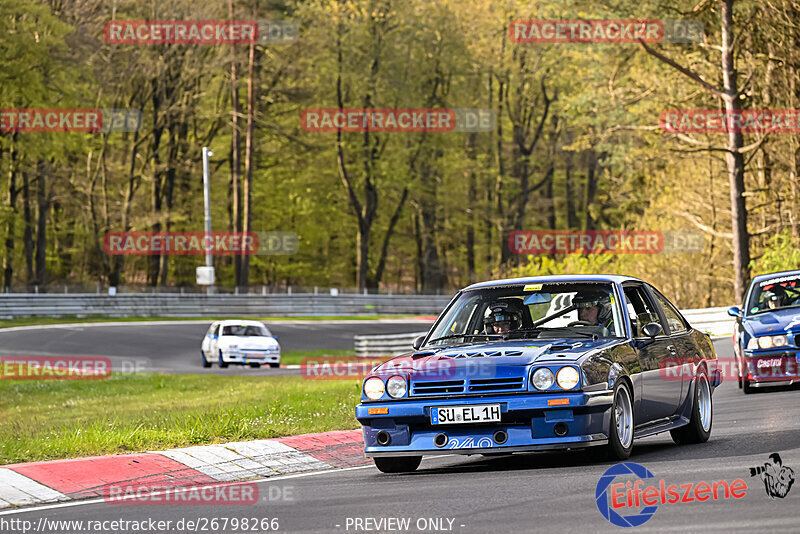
[572,291,614,330]
[483,302,522,335]
[763,287,787,310]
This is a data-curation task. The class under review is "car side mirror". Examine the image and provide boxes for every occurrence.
[641,322,663,338]
[272,335,279,342]
[727,306,742,318]
[412,335,426,350]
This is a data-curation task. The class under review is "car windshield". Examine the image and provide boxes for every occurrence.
[746,274,800,315]
[221,325,271,337]
[424,281,625,347]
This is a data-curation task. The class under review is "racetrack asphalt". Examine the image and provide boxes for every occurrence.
[3,337,800,533]
[0,320,433,375]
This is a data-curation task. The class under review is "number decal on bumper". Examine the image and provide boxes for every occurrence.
[446,437,493,449]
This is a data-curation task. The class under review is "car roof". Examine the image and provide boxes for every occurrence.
[751,269,800,285]
[218,320,267,326]
[463,274,642,290]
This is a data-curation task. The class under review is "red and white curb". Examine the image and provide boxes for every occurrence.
[0,429,366,510]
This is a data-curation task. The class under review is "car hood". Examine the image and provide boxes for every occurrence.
[373,338,621,374]
[744,308,800,335]
[218,336,278,349]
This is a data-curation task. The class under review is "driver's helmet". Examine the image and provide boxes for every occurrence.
[572,290,609,310]
[483,301,522,334]
[763,286,787,307]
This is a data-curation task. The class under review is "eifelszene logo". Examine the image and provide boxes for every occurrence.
[749,453,795,498]
[595,462,748,528]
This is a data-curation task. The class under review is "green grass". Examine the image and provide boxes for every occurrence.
[0,373,363,465]
[0,315,421,329]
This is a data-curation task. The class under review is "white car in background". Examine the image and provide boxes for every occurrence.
[201,320,281,368]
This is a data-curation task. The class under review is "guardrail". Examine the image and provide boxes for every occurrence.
[353,306,735,357]
[0,294,453,318]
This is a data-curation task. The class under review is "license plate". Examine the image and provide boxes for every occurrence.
[431,404,501,425]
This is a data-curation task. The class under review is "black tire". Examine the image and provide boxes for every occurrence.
[591,380,634,462]
[671,370,712,444]
[249,363,261,368]
[218,351,229,368]
[373,456,422,474]
[201,351,212,368]
[743,378,753,394]
[269,362,280,368]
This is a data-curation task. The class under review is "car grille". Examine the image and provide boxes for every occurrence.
[411,380,465,395]
[467,377,525,392]
[411,375,527,396]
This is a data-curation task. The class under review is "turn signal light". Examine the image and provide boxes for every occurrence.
[368,407,389,415]
[547,398,570,406]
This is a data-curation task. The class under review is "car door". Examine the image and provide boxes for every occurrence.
[648,286,696,406]
[622,283,680,424]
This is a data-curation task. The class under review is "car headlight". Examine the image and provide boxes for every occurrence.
[386,375,407,398]
[532,367,554,390]
[228,345,238,349]
[753,335,789,349]
[556,367,580,389]
[363,377,385,400]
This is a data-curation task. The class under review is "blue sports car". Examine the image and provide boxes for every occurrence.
[356,275,719,473]
[728,269,800,394]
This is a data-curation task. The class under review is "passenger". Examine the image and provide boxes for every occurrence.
[483,302,523,335]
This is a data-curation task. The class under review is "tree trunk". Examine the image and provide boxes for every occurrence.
[721,0,750,302]
[228,0,242,287]
[35,160,47,286]
[22,171,33,284]
[241,0,259,288]
[3,138,19,288]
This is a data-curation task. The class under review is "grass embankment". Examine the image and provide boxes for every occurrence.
[0,315,419,329]
[0,373,362,465]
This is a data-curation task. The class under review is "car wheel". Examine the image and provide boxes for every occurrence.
[201,350,212,368]
[373,456,422,474]
[249,363,261,368]
[743,378,753,394]
[269,362,280,368]
[670,370,712,444]
[590,380,634,462]
[218,351,229,368]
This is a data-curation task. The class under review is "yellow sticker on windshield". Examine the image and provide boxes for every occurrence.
[609,295,615,304]
[523,284,543,291]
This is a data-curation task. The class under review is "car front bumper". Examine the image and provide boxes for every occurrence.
[222,351,280,364]
[742,350,800,385]
[356,390,612,457]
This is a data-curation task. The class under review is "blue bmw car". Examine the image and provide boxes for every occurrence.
[728,269,800,394]
[356,275,719,473]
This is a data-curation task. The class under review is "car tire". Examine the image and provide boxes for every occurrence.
[249,363,261,368]
[201,350,212,368]
[590,380,634,462]
[743,378,753,394]
[670,370,712,445]
[373,456,422,474]
[269,363,280,368]
[218,351,229,368]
